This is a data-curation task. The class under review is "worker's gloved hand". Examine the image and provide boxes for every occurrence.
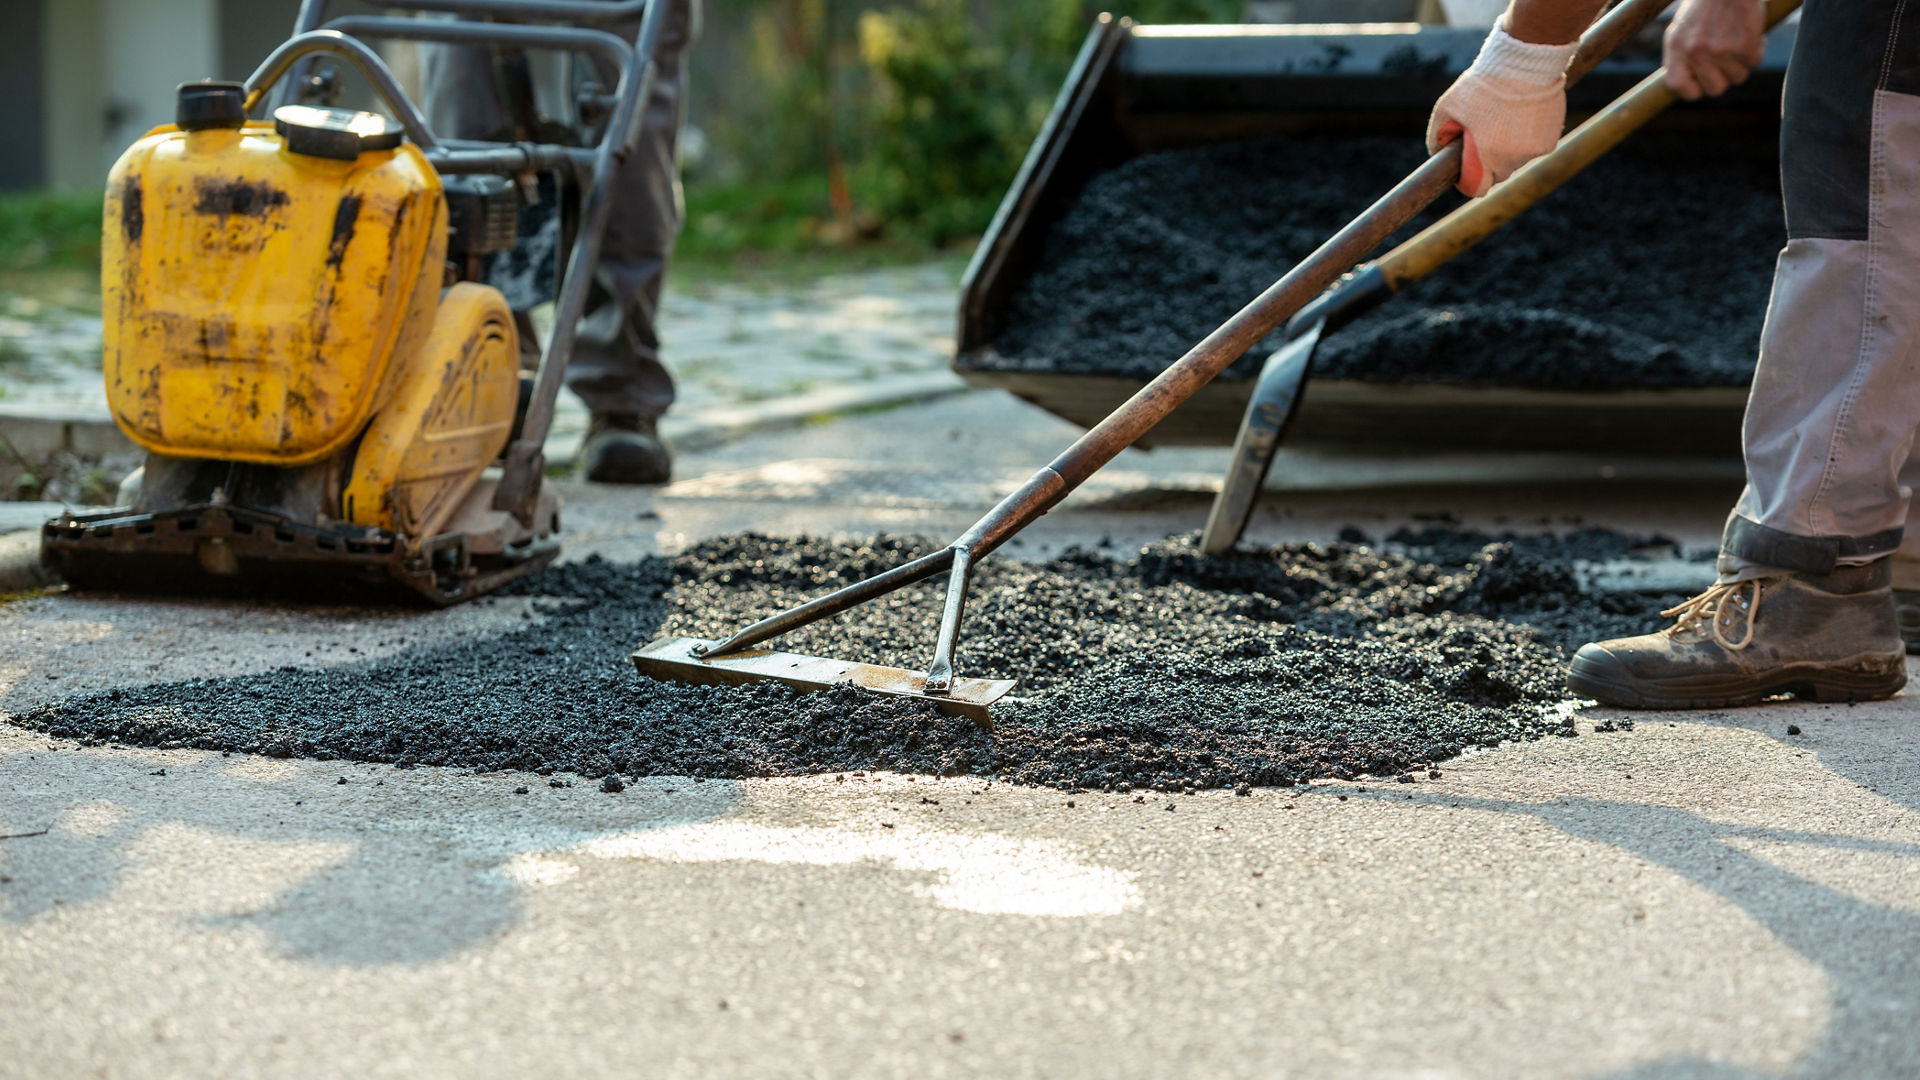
[1425,21,1579,198]
[1664,0,1768,100]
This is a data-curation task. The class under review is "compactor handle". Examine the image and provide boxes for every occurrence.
[356,0,649,22]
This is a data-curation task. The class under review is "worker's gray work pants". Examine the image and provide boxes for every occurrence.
[1720,0,1920,579]
[418,0,699,422]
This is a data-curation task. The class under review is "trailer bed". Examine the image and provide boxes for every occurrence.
[955,17,1793,455]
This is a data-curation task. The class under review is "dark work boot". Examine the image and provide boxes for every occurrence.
[1566,561,1906,709]
[581,413,671,485]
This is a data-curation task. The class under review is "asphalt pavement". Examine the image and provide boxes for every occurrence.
[3,391,1915,1079]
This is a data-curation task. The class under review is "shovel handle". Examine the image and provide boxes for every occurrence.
[1380,0,1803,290]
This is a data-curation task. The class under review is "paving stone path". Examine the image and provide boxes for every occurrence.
[0,259,967,467]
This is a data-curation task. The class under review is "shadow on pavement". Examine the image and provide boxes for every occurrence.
[1392,780,1920,1079]
[1675,703,1920,820]
[0,744,744,966]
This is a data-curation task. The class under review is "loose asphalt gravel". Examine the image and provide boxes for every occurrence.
[974,130,1782,389]
[8,527,1690,792]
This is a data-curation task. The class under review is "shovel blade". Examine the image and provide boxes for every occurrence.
[631,636,1015,724]
[1200,321,1319,555]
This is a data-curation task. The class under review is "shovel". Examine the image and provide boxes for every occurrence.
[632,0,1756,721]
[1199,0,1800,554]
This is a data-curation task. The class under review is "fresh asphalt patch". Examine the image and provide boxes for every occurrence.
[7,528,1697,792]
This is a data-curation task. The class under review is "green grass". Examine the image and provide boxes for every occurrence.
[672,173,959,282]
[0,179,961,295]
[680,173,846,259]
[0,189,104,274]
[0,267,100,312]
[674,240,959,284]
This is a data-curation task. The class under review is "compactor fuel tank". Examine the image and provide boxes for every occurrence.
[103,108,446,465]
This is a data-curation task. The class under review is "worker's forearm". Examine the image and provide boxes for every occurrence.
[1504,0,1613,45]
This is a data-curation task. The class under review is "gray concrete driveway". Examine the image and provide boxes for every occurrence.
[4,392,1916,1079]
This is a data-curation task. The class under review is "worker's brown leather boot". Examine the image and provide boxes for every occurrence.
[1566,561,1906,708]
[582,413,672,485]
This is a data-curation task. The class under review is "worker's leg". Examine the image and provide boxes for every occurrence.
[1566,0,1915,707]
[571,0,700,484]
[417,36,508,142]
[1888,455,1920,650]
[419,34,543,369]
[566,0,697,420]
[1720,0,1920,577]
[418,2,700,483]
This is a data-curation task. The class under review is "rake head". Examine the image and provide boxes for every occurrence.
[630,636,1016,724]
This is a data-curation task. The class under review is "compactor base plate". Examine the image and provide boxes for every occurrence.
[42,503,558,606]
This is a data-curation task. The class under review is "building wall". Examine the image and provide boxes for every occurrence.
[43,0,105,191]
[42,0,216,190]
[17,0,780,190]
[102,0,220,154]
[0,0,45,189]
[33,0,370,191]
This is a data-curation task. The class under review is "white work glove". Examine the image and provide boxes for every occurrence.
[1425,21,1579,197]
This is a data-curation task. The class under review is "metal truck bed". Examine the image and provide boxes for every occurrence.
[954,16,1793,453]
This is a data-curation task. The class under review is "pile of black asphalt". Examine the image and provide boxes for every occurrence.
[974,130,1782,390]
[9,528,1690,793]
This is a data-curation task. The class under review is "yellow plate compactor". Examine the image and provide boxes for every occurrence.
[41,0,668,603]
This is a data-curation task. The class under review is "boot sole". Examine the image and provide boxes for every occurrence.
[1566,650,1908,710]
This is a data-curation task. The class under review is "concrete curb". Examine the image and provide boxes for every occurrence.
[667,370,970,452]
[2,370,970,476]
[0,530,57,594]
[543,369,970,466]
[0,410,138,460]
[0,502,68,536]
[0,370,972,547]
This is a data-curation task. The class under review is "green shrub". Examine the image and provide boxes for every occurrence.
[857,0,1051,246]
[1119,0,1246,20]
[0,3,1250,272]
[0,190,103,272]
[854,0,1243,246]
[680,171,845,258]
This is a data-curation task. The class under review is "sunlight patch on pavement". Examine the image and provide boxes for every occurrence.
[532,820,1139,918]
[221,756,303,783]
[58,800,127,838]
[0,619,117,696]
[500,853,581,888]
[656,457,1224,510]
[122,823,355,916]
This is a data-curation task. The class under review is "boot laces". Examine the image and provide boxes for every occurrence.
[1661,580,1762,651]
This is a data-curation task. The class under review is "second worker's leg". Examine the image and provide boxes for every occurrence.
[417,29,508,141]
[1568,0,1919,707]
[575,0,700,485]
[1890,453,1920,651]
